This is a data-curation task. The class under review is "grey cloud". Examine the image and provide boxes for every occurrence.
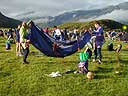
[79,9,128,22]
[96,9,128,21]
[0,0,128,18]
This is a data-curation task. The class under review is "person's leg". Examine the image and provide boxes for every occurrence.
[16,42,19,56]
[84,61,88,73]
[56,36,60,41]
[18,43,22,56]
[97,47,102,63]
[23,47,29,64]
[59,35,62,41]
[93,47,97,61]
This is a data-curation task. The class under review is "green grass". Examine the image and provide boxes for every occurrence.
[0,37,128,96]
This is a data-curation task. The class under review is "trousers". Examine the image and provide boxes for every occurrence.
[23,47,29,62]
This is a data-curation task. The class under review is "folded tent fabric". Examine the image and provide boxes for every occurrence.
[30,21,91,57]
[43,32,77,46]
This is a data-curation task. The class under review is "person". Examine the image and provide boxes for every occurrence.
[0,30,4,37]
[92,22,105,64]
[19,22,31,64]
[6,38,11,50]
[63,28,68,40]
[71,29,78,40]
[6,29,12,38]
[7,29,15,43]
[53,26,62,41]
[15,25,22,56]
[110,30,117,40]
[43,27,49,35]
[78,47,92,74]
[60,29,65,41]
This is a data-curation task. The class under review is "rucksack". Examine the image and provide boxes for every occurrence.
[107,43,114,51]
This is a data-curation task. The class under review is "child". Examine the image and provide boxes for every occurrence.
[6,39,11,50]
[78,48,92,74]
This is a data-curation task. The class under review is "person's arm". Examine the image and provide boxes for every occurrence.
[93,27,103,35]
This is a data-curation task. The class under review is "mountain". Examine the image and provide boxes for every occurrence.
[0,12,21,28]
[13,2,128,27]
[46,2,128,27]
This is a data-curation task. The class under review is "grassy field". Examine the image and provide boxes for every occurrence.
[0,37,128,96]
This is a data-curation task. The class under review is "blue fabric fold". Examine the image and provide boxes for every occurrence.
[30,22,91,57]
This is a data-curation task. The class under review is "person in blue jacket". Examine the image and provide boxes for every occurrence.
[93,22,105,64]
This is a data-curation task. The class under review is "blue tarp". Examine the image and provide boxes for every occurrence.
[30,22,91,57]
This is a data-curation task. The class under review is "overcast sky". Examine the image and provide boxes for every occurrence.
[0,0,128,18]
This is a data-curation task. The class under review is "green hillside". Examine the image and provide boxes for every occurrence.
[0,12,21,28]
[58,19,127,31]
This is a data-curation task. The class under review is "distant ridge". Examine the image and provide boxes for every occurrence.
[0,12,21,28]
[58,19,127,31]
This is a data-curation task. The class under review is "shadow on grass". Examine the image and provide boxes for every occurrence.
[119,60,128,65]
[0,67,2,71]
[0,71,11,78]
[103,59,120,64]
[0,50,13,53]
[121,49,128,51]
[94,67,114,73]
[94,74,111,79]
[29,51,44,56]
[0,44,6,47]
[33,60,78,66]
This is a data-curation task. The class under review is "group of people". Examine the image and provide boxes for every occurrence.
[42,26,78,41]
[2,20,105,67]
[52,26,69,41]
[16,21,105,66]
[106,30,128,42]
[78,22,105,73]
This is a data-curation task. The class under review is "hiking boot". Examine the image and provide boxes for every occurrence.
[18,53,23,56]
[16,53,22,57]
[93,59,96,62]
[23,61,29,64]
[98,60,102,64]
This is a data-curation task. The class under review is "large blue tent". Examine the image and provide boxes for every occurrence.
[30,22,91,57]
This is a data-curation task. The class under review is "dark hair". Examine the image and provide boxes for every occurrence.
[94,21,100,25]
[54,26,57,28]
[9,29,12,32]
